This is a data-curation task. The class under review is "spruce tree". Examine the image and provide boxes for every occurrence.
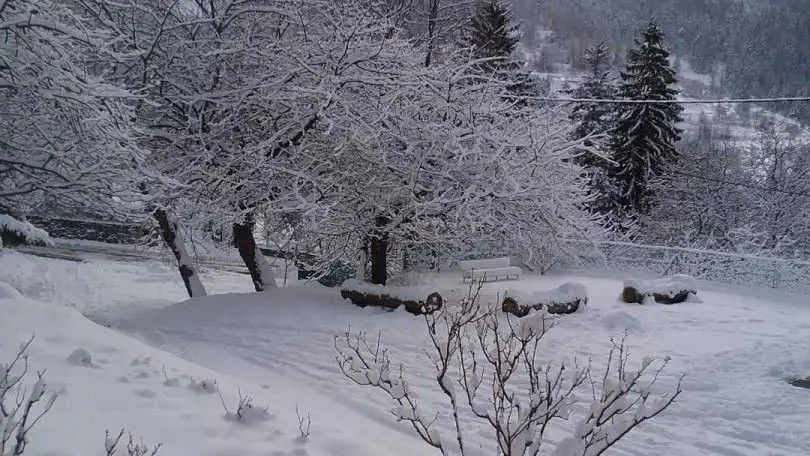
[464,0,519,70]
[565,42,619,221]
[567,41,616,167]
[609,22,683,219]
[461,0,533,97]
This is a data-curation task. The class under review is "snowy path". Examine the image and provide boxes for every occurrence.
[113,275,810,456]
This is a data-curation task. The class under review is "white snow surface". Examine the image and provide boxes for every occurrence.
[0,276,426,456]
[0,214,53,246]
[3,250,810,455]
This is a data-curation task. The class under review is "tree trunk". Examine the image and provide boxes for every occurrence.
[153,208,207,298]
[369,216,389,285]
[233,211,277,291]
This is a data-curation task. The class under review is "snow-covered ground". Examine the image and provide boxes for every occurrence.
[2,249,810,455]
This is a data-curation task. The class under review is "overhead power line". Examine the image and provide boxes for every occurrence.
[670,169,810,197]
[530,96,810,105]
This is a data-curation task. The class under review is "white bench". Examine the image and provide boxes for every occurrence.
[459,257,521,282]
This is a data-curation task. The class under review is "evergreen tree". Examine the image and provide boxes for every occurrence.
[463,0,518,68]
[609,22,683,219]
[564,42,619,223]
[461,0,534,97]
[567,41,616,167]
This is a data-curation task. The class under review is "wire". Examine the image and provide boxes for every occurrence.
[669,169,810,197]
[530,96,810,105]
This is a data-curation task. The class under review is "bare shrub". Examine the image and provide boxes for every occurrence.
[105,429,161,456]
[0,337,59,456]
[295,405,312,442]
[336,283,682,455]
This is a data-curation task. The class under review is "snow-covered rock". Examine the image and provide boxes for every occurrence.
[340,279,443,315]
[621,274,698,304]
[502,282,588,317]
[0,214,53,247]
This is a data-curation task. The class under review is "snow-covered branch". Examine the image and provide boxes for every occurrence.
[336,287,681,456]
[0,337,59,456]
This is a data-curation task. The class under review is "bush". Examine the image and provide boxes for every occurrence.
[336,284,682,456]
[1,337,58,455]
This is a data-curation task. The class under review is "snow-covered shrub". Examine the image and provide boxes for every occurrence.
[336,285,682,456]
[295,406,312,442]
[188,377,218,394]
[220,391,272,424]
[161,367,180,388]
[105,429,161,456]
[502,282,588,317]
[621,274,697,304]
[1,337,59,455]
[0,215,53,248]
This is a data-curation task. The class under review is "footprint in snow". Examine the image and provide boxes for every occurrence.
[134,389,158,399]
[131,356,152,366]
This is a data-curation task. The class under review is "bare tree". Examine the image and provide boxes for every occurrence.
[0,0,144,218]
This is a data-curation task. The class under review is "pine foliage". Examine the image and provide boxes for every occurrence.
[461,0,533,98]
[567,41,616,167]
[609,22,683,218]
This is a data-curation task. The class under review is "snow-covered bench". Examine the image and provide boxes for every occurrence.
[458,257,521,282]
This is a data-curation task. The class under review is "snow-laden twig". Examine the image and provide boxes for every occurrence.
[0,337,58,456]
[336,283,682,456]
[295,405,312,442]
[105,429,161,456]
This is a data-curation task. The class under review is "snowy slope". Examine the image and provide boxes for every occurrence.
[0,269,428,455]
[115,276,810,456]
[3,251,810,455]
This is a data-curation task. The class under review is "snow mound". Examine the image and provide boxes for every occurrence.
[0,280,22,299]
[0,289,429,456]
[602,311,644,333]
[0,214,53,247]
[66,348,96,367]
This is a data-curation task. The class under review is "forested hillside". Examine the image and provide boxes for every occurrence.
[513,0,810,122]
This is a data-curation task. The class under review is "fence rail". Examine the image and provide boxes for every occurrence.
[566,240,810,294]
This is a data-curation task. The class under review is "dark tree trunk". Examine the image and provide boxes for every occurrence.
[369,216,390,285]
[153,208,206,298]
[233,211,268,292]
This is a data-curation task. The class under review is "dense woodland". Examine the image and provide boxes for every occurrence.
[1,0,809,295]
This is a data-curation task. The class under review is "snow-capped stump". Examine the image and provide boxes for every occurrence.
[339,279,443,315]
[501,282,588,317]
[621,274,698,304]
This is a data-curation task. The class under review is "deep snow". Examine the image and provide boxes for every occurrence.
[2,249,810,455]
